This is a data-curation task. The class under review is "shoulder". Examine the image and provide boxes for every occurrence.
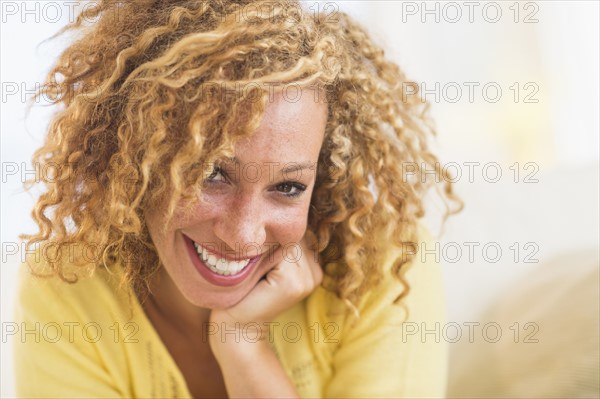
[384,226,446,322]
[13,249,142,358]
[13,250,193,398]
[295,227,448,397]
[13,252,137,397]
[314,226,446,323]
[15,251,132,323]
[295,225,447,355]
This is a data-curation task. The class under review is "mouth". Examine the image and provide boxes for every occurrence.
[192,241,252,276]
[182,234,262,287]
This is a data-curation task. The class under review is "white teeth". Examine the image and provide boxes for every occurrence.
[216,258,227,272]
[192,241,251,276]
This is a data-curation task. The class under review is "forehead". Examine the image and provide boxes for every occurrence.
[233,89,328,163]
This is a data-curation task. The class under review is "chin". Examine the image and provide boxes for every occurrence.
[181,285,250,310]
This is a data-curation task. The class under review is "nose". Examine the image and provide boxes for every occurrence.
[212,192,267,257]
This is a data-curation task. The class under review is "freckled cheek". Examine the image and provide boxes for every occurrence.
[169,194,231,226]
[269,206,310,244]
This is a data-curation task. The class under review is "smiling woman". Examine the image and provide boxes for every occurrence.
[14,0,459,398]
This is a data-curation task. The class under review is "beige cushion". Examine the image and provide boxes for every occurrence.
[448,249,599,398]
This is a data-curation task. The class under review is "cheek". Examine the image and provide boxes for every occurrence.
[171,195,223,227]
[270,204,311,244]
[144,199,215,243]
[144,209,167,244]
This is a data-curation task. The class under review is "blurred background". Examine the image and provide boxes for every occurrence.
[2,1,599,397]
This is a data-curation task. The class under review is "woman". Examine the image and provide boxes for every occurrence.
[15,0,458,397]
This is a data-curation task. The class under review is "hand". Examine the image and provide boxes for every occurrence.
[207,233,321,399]
[209,230,323,345]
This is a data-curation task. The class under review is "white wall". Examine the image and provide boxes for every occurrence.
[352,0,600,313]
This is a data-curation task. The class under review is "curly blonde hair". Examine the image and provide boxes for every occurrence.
[22,0,459,312]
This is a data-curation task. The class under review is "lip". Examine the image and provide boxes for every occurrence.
[183,234,262,287]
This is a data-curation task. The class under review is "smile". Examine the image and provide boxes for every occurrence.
[192,242,251,276]
[182,234,262,287]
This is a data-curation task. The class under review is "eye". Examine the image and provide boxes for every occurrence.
[205,167,227,183]
[274,182,307,198]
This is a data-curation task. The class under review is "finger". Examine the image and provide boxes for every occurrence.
[262,240,320,296]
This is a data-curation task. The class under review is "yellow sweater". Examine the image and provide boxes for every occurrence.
[13,245,447,398]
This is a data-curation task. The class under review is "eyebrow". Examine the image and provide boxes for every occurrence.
[224,157,316,174]
[281,162,316,174]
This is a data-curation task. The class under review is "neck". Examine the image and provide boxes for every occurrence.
[144,266,212,338]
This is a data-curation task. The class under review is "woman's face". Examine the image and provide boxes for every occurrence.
[145,91,328,309]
